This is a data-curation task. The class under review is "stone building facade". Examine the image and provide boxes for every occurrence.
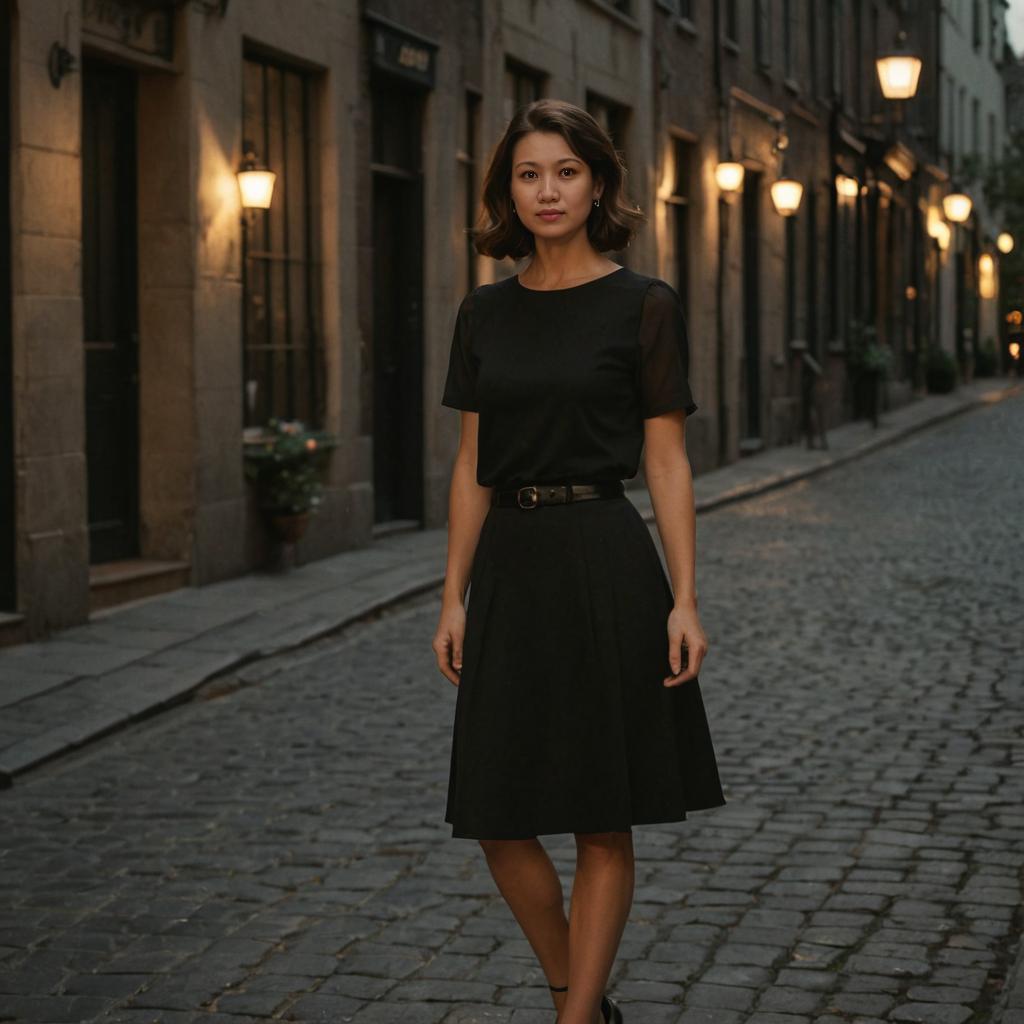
[0,0,1010,644]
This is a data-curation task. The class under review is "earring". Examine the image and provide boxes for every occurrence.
[593,198,600,207]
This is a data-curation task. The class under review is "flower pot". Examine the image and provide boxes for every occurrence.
[267,510,311,544]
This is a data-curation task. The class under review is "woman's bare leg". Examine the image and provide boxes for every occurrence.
[560,830,634,1024]
[478,837,572,1016]
[479,831,634,1024]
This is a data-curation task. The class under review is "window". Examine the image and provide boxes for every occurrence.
[668,137,696,320]
[958,84,966,170]
[755,0,772,68]
[972,97,980,160]
[972,0,982,49]
[783,0,796,81]
[852,0,863,115]
[808,0,818,97]
[504,59,545,125]
[586,92,630,154]
[945,73,955,161]
[724,0,739,44]
[870,3,881,116]
[242,53,324,428]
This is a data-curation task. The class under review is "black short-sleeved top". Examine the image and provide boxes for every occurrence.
[441,265,697,489]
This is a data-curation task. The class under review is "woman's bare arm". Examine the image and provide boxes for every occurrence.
[642,409,708,686]
[434,411,494,684]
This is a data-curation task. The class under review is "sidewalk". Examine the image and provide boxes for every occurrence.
[0,377,1018,787]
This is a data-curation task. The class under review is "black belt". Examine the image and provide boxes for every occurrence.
[491,480,624,509]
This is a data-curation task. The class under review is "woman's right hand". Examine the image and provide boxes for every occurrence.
[433,598,467,686]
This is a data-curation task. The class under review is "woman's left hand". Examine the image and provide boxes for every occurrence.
[663,603,707,686]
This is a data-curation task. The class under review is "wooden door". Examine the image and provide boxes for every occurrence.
[82,58,140,563]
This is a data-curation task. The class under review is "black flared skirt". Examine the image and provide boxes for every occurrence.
[445,491,726,840]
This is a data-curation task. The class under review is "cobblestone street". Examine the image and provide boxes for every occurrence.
[1,394,1022,1024]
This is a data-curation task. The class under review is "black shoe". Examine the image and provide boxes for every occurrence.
[600,994,624,1023]
[547,984,623,1023]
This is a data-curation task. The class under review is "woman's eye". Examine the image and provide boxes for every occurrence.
[521,169,577,178]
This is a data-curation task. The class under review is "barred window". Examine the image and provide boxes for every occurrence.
[242,52,324,428]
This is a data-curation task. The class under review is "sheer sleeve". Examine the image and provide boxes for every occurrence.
[441,288,480,411]
[637,279,698,419]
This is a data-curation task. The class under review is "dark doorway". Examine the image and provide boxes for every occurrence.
[741,170,763,443]
[82,58,140,563]
[0,0,14,608]
[370,76,425,525]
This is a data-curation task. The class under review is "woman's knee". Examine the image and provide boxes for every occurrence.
[478,836,538,856]
[573,829,633,858]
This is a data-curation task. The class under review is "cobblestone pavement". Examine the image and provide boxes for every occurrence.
[1,393,1022,1024]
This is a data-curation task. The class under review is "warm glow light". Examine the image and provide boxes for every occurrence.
[926,206,945,238]
[905,285,918,301]
[997,232,1015,254]
[237,168,276,209]
[875,53,923,99]
[1010,341,1020,361]
[835,174,859,199]
[942,192,972,223]
[715,161,746,193]
[770,178,803,217]
[979,253,997,299]
[934,221,951,251]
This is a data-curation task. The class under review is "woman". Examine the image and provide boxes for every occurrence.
[432,99,727,1024]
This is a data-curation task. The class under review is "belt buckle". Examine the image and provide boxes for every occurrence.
[516,485,539,509]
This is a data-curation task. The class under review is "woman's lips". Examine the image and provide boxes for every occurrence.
[537,211,564,221]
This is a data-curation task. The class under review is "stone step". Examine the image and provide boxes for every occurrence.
[88,559,191,614]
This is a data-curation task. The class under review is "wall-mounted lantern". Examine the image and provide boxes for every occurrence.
[770,178,803,218]
[978,253,997,299]
[48,10,77,90]
[715,161,745,194]
[835,174,859,200]
[875,31,922,100]
[997,232,1015,255]
[942,192,973,224]
[769,123,802,217]
[237,143,276,210]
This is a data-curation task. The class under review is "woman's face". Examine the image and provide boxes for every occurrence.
[509,130,602,239]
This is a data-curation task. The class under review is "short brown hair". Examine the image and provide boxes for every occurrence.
[472,99,647,261]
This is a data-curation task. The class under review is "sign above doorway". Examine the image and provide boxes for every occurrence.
[82,0,176,63]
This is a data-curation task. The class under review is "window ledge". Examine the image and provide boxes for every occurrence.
[784,76,800,96]
[677,17,697,37]
[583,0,641,32]
[723,37,740,56]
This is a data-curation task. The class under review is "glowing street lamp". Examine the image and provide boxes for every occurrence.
[997,232,1015,255]
[770,177,803,217]
[237,145,276,210]
[835,174,859,199]
[875,28,922,100]
[876,52,923,100]
[942,192,972,224]
[978,253,997,299]
[715,161,745,194]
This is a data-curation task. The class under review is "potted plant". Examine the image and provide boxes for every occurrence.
[243,418,337,545]
[849,339,893,427]
[924,346,958,394]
